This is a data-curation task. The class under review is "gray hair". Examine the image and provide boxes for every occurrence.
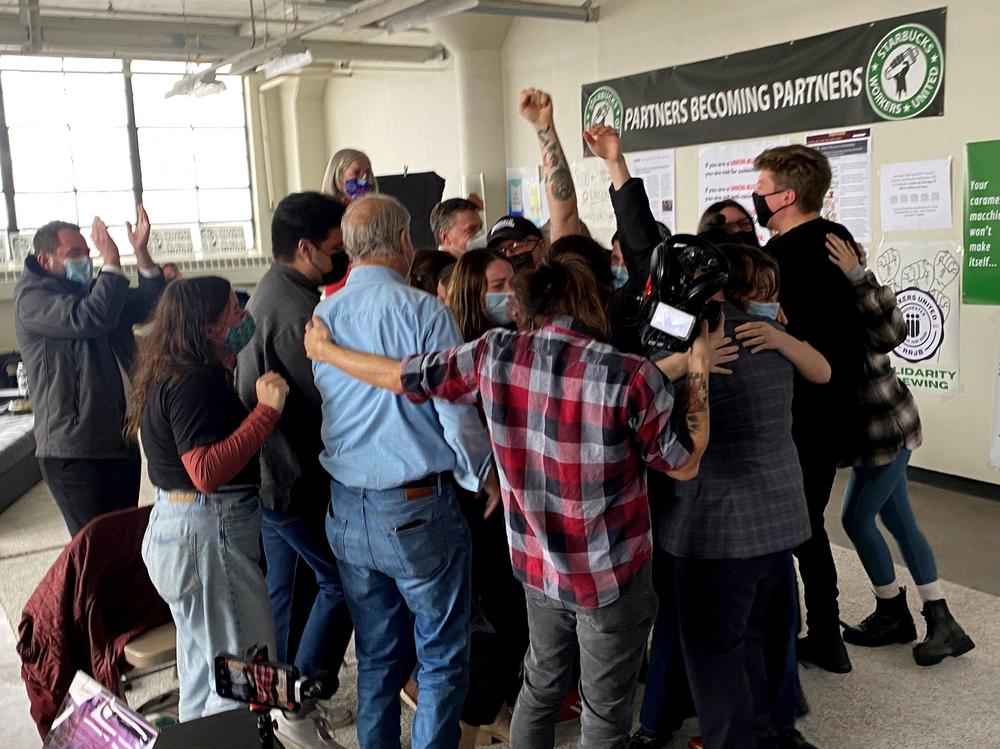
[342,194,411,261]
[321,148,378,203]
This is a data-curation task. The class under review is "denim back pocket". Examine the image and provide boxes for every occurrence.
[141,516,201,604]
[387,514,447,580]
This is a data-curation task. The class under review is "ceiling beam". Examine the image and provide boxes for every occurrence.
[0,14,445,64]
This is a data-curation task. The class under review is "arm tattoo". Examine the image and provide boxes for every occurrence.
[683,372,708,435]
[536,125,576,202]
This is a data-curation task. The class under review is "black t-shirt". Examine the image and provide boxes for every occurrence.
[766,217,866,450]
[141,367,260,491]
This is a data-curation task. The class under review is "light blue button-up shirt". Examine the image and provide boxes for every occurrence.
[312,264,491,492]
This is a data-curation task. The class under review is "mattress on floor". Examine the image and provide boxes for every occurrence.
[0,414,40,515]
[0,414,35,474]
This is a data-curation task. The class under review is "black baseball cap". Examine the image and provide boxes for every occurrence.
[486,215,544,249]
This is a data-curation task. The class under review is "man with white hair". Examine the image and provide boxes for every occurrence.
[311,194,498,749]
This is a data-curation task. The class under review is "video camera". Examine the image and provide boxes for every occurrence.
[638,233,729,356]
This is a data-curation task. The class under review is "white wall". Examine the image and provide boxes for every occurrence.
[323,66,464,201]
[502,0,1000,484]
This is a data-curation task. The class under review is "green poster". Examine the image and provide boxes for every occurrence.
[964,140,1000,304]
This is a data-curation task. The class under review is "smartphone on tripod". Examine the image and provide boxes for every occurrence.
[214,653,301,713]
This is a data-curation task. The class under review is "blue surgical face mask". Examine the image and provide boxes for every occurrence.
[344,174,373,201]
[223,313,256,355]
[611,265,629,290]
[747,301,780,320]
[63,256,94,286]
[484,291,514,325]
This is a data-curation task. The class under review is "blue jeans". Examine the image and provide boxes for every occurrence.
[842,449,938,587]
[141,488,276,722]
[261,507,353,692]
[327,478,471,749]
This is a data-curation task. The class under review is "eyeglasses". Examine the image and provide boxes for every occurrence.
[723,218,755,233]
[495,238,540,256]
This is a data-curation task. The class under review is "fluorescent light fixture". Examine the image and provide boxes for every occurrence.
[384,0,480,33]
[193,74,226,96]
[260,48,315,79]
[165,74,197,98]
[165,71,225,98]
[223,47,282,76]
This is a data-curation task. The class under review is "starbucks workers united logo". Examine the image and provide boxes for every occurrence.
[584,86,624,131]
[866,22,944,120]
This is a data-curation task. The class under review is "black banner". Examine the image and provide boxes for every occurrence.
[581,8,946,154]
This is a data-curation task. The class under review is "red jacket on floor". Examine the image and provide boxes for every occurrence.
[16,504,170,738]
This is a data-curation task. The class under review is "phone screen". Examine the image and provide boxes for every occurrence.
[650,302,697,340]
[214,655,298,711]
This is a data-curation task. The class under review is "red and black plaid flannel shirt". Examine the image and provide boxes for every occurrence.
[401,316,692,609]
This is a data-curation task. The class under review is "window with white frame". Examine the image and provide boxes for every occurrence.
[131,60,253,254]
[0,55,254,260]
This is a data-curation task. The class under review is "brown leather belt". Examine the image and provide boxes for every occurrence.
[166,491,198,503]
[403,487,434,500]
[401,473,449,500]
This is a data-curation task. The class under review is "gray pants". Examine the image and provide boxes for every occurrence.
[510,562,657,749]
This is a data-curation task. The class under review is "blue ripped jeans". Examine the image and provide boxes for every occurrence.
[141,487,276,722]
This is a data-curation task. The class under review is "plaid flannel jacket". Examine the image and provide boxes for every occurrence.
[851,268,922,467]
[401,316,692,609]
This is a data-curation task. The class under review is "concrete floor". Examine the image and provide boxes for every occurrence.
[826,470,1000,596]
[1,470,999,748]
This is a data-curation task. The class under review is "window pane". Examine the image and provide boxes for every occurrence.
[9,127,74,192]
[138,128,196,188]
[198,188,252,222]
[131,74,194,127]
[15,192,78,230]
[0,55,62,72]
[65,73,127,126]
[2,71,67,126]
[71,128,133,190]
[62,57,123,73]
[142,189,198,224]
[188,76,245,127]
[193,129,249,188]
[130,60,210,75]
[76,191,135,229]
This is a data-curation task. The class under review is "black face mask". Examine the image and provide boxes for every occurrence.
[509,251,535,272]
[752,190,788,228]
[317,251,350,285]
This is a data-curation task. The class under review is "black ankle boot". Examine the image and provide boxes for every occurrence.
[913,598,975,666]
[797,632,852,673]
[842,588,917,647]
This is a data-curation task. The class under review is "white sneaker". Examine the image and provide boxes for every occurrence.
[272,709,347,749]
[316,698,354,729]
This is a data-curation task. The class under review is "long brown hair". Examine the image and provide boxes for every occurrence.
[513,254,609,340]
[445,249,512,342]
[125,276,233,442]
